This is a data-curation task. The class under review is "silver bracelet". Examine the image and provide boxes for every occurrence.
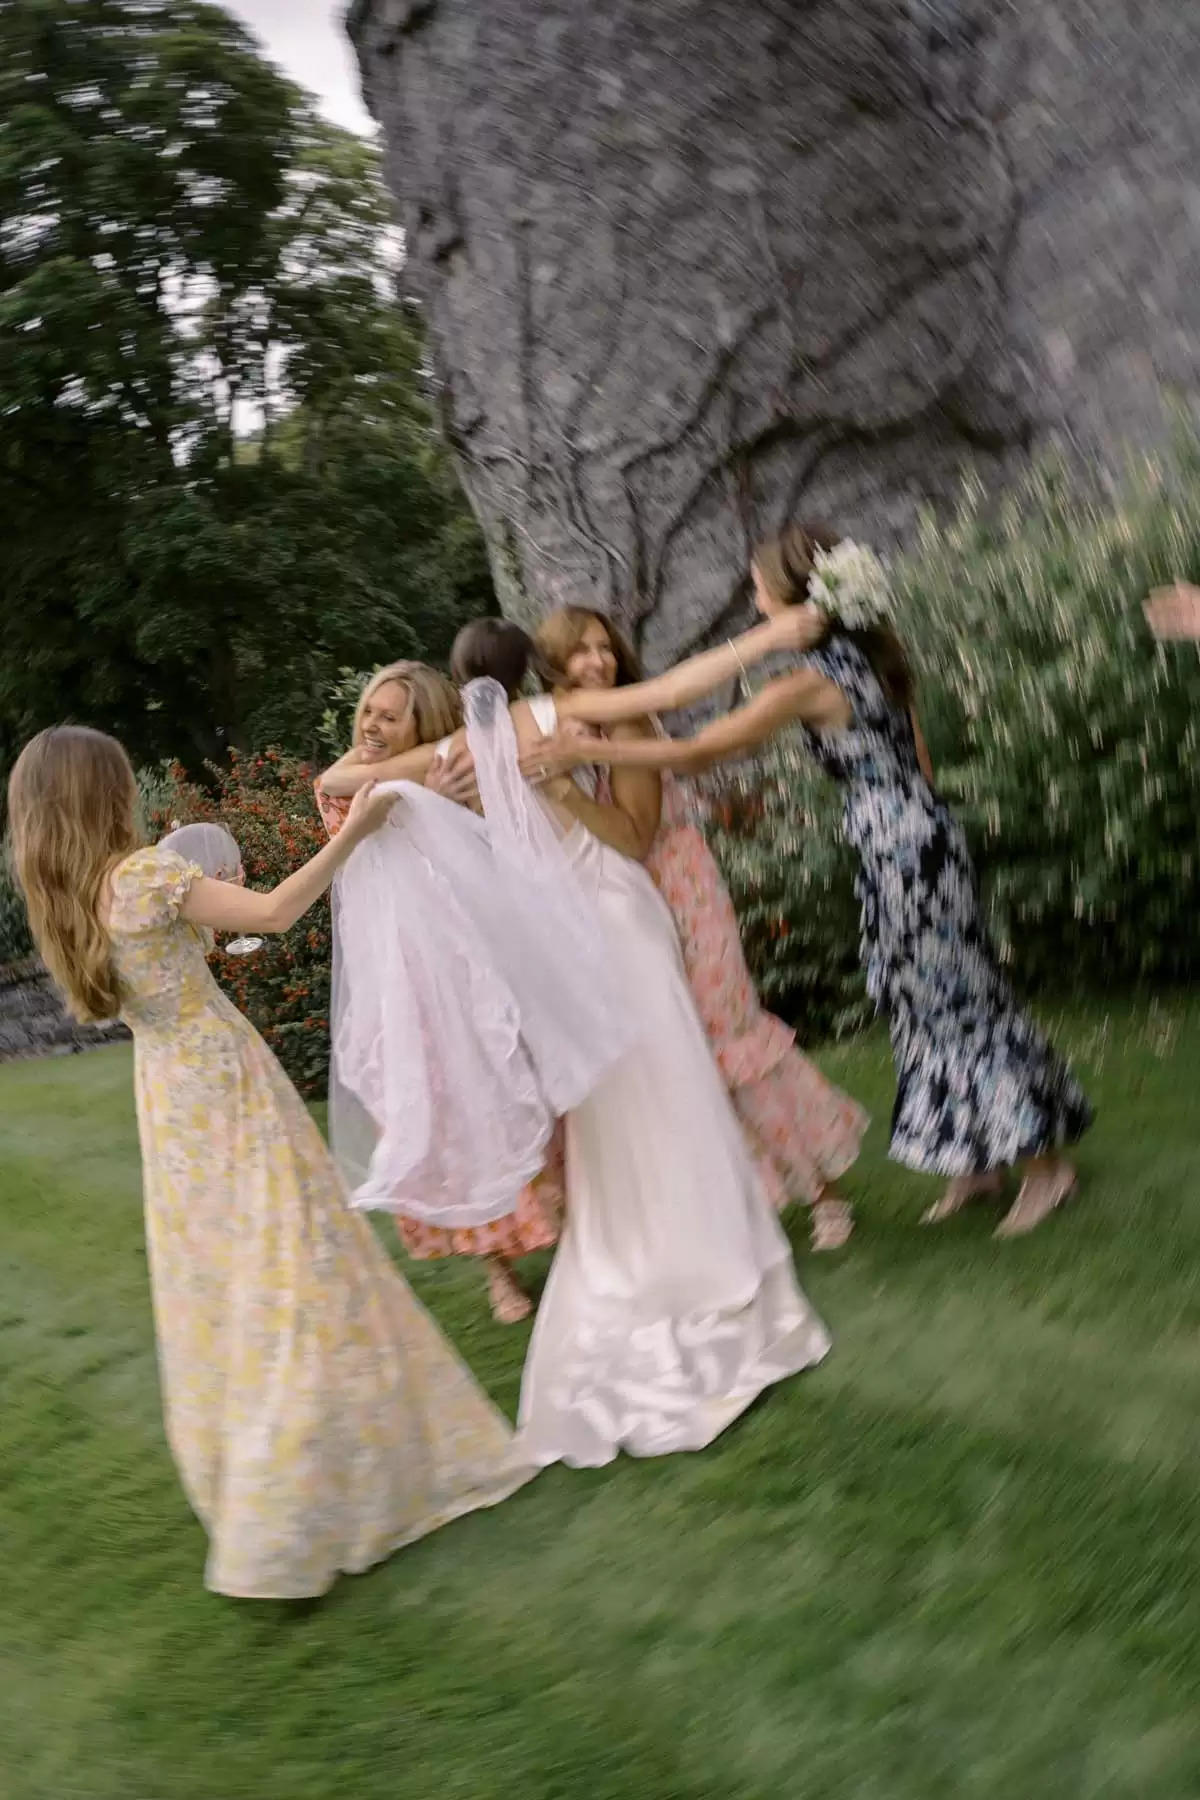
[727,638,750,686]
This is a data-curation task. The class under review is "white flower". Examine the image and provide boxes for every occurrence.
[808,540,893,630]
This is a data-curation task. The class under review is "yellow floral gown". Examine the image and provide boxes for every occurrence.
[109,847,535,1599]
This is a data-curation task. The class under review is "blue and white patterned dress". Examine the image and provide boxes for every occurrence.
[799,635,1093,1176]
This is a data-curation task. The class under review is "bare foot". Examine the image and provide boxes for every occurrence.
[921,1171,1005,1226]
[810,1195,854,1252]
[995,1165,1077,1239]
[486,1261,532,1324]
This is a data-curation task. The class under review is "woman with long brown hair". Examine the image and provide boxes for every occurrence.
[526,524,1093,1237]
[8,726,535,1598]
[530,604,868,1252]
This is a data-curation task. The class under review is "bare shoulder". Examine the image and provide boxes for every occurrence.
[758,666,852,730]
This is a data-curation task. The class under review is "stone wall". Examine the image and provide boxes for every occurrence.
[0,959,129,1064]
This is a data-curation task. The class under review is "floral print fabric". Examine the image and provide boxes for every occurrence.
[109,846,532,1596]
[798,635,1094,1175]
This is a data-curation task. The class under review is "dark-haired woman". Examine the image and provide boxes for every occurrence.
[526,527,1092,1237]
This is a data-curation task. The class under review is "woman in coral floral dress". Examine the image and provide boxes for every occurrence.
[532,608,868,1251]
[8,727,536,1599]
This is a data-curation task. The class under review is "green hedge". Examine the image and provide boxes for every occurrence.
[709,439,1200,1036]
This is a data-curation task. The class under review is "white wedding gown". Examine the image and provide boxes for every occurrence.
[513,697,831,1468]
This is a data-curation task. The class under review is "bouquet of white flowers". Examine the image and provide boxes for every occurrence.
[807,540,893,630]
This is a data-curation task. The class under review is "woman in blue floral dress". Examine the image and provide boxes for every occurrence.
[527,524,1092,1237]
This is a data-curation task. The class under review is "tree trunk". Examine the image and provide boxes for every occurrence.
[349,0,1200,665]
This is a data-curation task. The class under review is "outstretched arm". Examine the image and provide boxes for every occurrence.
[318,741,442,797]
[910,710,934,784]
[180,785,396,935]
[554,607,825,727]
[1145,582,1200,641]
[550,721,662,860]
[524,669,850,779]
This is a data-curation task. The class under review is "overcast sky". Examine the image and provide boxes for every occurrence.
[222,0,374,136]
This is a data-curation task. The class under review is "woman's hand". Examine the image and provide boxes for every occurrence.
[762,602,826,654]
[519,730,601,785]
[1145,582,1200,642]
[425,743,480,809]
[343,781,398,839]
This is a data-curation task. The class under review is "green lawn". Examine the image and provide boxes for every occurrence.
[2,1002,1200,1799]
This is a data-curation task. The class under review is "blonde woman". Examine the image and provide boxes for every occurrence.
[316,661,564,1323]
[8,727,535,1599]
[315,659,476,838]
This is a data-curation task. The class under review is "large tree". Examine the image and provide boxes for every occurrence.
[1,0,491,769]
[348,0,1200,665]
[347,0,1029,665]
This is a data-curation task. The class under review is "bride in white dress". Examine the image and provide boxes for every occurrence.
[330,615,833,1470]
[489,690,831,1468]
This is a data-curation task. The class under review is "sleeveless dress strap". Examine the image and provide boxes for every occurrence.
[527,693,558,737]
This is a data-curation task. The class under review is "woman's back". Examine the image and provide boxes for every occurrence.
[108,847,240,1040]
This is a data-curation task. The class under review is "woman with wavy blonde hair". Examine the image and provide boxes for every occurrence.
[8,725,535,1598]
[315,657,562,1322]
[314,659,470,836]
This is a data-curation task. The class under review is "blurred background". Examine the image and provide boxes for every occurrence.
[5,9,1200,1797]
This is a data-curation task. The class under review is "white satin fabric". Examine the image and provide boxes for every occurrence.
[515,696,831,1467]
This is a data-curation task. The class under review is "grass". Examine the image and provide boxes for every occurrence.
[2,999,1200,1799]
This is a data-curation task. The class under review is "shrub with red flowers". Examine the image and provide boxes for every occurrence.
[146,750,333,1096]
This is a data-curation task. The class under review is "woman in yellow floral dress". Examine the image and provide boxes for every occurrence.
[8,726,535,1600]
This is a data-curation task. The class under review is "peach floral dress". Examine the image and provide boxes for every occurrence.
[109,846,534,1597]
[598,763,868,1211]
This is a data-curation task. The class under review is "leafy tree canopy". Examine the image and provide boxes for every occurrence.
[0,0,492,772]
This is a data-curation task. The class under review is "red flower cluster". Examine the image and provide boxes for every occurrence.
[148,751,331,1096]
